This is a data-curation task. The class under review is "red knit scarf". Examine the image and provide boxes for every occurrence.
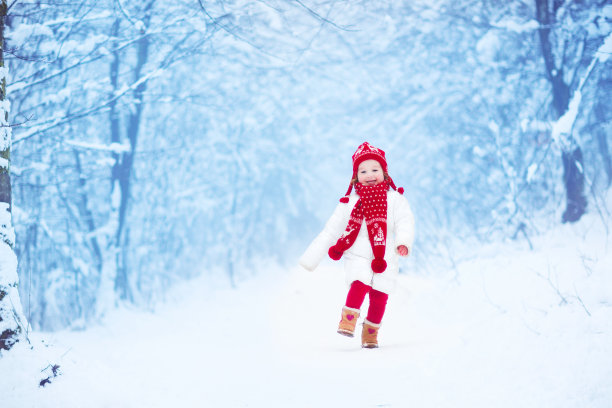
[328,181,388,273]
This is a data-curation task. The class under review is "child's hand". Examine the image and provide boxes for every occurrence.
[397,245,409,256]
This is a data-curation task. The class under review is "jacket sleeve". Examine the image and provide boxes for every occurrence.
[298,202,350,271]
[393,193,415,253]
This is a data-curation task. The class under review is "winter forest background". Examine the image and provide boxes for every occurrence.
[0,0,611,349]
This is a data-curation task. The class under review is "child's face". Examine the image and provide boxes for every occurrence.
[357,159,384,186]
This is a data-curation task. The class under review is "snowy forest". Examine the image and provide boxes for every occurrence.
[0,0,611,406]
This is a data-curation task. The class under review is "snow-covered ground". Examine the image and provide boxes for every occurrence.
[2,214,612,408]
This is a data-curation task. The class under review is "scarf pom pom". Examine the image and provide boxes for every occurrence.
[397,187,404,194]
[328,246,343,260]
[339,196,350,203]
[371,258,387,273]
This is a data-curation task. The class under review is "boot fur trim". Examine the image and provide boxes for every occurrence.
[363,319,381,328]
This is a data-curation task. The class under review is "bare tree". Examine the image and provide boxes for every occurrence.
[0,0,27,353]
[113,1,154,302]
[535,0,587,223]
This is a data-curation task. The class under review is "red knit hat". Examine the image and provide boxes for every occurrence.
[340,142,404,203]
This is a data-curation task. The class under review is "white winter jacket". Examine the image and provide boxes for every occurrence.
[299,190,415,294]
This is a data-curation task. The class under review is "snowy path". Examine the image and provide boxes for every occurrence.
[3,224,612,407]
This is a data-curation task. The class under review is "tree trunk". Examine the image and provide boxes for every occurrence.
[0,0,8,232]
[0,0,27,353]
[535,0,587,223]
[561,148,587,222]
[114,3,153,301]
[107,17,127,303]
[593,86,612,188]
[94,18,123,317]
[109,18,121,191]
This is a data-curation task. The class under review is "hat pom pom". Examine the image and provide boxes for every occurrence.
[397,187,404,195]
[339,196,350,203]
[371,258,387,273]
[328,246,343,261]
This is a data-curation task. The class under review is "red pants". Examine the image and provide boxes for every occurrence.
[345,280,388,325]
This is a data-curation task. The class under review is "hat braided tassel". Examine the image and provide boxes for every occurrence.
[387,175,404,195]
[339,181,353,203]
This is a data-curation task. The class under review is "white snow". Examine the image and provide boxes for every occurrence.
[7,23,54,45]
[1,212,611,407]
[0,239,27,343]
[487,120,499,135]
[476,31,500,63]
[472,145,486,157]
[596,32,612,63]
[551,33,611,147]
[57,35,109,58]
[0,240,18,286]
[526,163,538,183]
[550,91,580,145]
[0,203,16,247]
[64,139,130,153]
[492,19,539,33]
[0,99,11,125]
[0,66,8,83]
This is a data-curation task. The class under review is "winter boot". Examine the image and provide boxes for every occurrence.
[361,320,381,348]
[337,306,360,337]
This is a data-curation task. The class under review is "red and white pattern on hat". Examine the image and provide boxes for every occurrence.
[351,142,388,173]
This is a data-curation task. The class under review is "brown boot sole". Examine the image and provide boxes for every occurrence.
[362,342,378,348]
[337,329,355,337]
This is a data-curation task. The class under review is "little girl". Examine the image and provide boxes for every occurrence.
[299,142,415,348]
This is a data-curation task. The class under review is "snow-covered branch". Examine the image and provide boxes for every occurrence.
[12,67,164,145]
[551,32,612,148]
